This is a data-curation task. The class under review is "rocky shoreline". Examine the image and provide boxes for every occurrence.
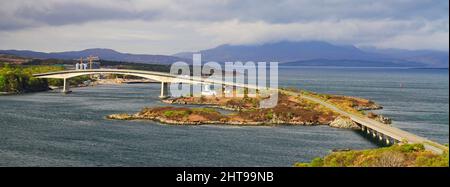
[107,112,333,126]
[106,90,393,129]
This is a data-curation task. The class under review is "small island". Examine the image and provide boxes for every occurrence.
[107,89,391,129]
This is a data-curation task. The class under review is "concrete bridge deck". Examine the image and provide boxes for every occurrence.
[34,69,448,154]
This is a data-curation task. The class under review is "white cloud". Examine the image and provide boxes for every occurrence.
[197,19,449,51]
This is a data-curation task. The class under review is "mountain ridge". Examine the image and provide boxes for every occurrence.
[1,41,448,67]
[0,48,190,65]
[174,41,449,67]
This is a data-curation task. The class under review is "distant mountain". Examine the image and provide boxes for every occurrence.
[2,41,448,67]
[281,59,424,67]
[359,47,449,68]
[175,41,381,62]
[0,48,190,64]
[0,54,31,64]
[174,41,449,67]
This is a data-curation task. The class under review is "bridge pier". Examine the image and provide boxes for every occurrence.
[378,132,383,141]
[62,78,71,93]
[385,136,394,145]
[221,84,225,97]
[159,82,169,99]
[362,127,396,146]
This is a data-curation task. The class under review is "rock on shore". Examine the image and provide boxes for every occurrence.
[106,113,135,120]
[329,116,360,130]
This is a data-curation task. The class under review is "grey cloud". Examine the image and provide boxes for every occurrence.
[156,0,449,23]
[0,18,33,31]
[0,0,447,52]
[1,0,448,31]
[13,1,156,27]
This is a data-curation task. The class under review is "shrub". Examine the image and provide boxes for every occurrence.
[310,157,324,167]
[0,75,6,91]
[375,151,406,167]
[265,110,273,120]
[293,163,310,167]
[399,144,425,153]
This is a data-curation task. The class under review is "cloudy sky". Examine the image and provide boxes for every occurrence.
[0,0,448,54]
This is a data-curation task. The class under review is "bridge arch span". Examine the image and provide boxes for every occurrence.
[33,69,196,97]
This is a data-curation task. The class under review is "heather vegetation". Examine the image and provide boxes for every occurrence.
[295,144,449,167]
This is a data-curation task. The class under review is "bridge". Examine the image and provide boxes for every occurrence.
[34,69,448,154]
[290,92,448,154]
[33,69,260,98]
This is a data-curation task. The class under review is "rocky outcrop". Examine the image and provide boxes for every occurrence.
[375,115,392,125]
[329,116,360,129]
[106,113,135,120]
[354,104,383,111]
[367,112,392,125]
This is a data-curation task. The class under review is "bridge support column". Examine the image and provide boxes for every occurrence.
[62,78,71,93]
[221,84,225,97]
[385,136,391,145]
[159,82,169,99]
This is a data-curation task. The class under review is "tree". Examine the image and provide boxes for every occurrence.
[0,75,6,91]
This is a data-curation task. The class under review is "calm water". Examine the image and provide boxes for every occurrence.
[0,67,448,166]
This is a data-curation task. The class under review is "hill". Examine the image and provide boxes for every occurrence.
[2,41,448,67]
[174,41,449,67]
[0,48,190,65]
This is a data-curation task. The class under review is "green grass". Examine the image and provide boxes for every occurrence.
[163,110,191,118]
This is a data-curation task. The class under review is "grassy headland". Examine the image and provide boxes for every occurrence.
[295,144,449,167]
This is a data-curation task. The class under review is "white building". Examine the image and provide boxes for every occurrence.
[201,84,217,96]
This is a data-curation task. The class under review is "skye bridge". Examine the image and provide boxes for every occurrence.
[33,69,448,154]
[33,69,266,98]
